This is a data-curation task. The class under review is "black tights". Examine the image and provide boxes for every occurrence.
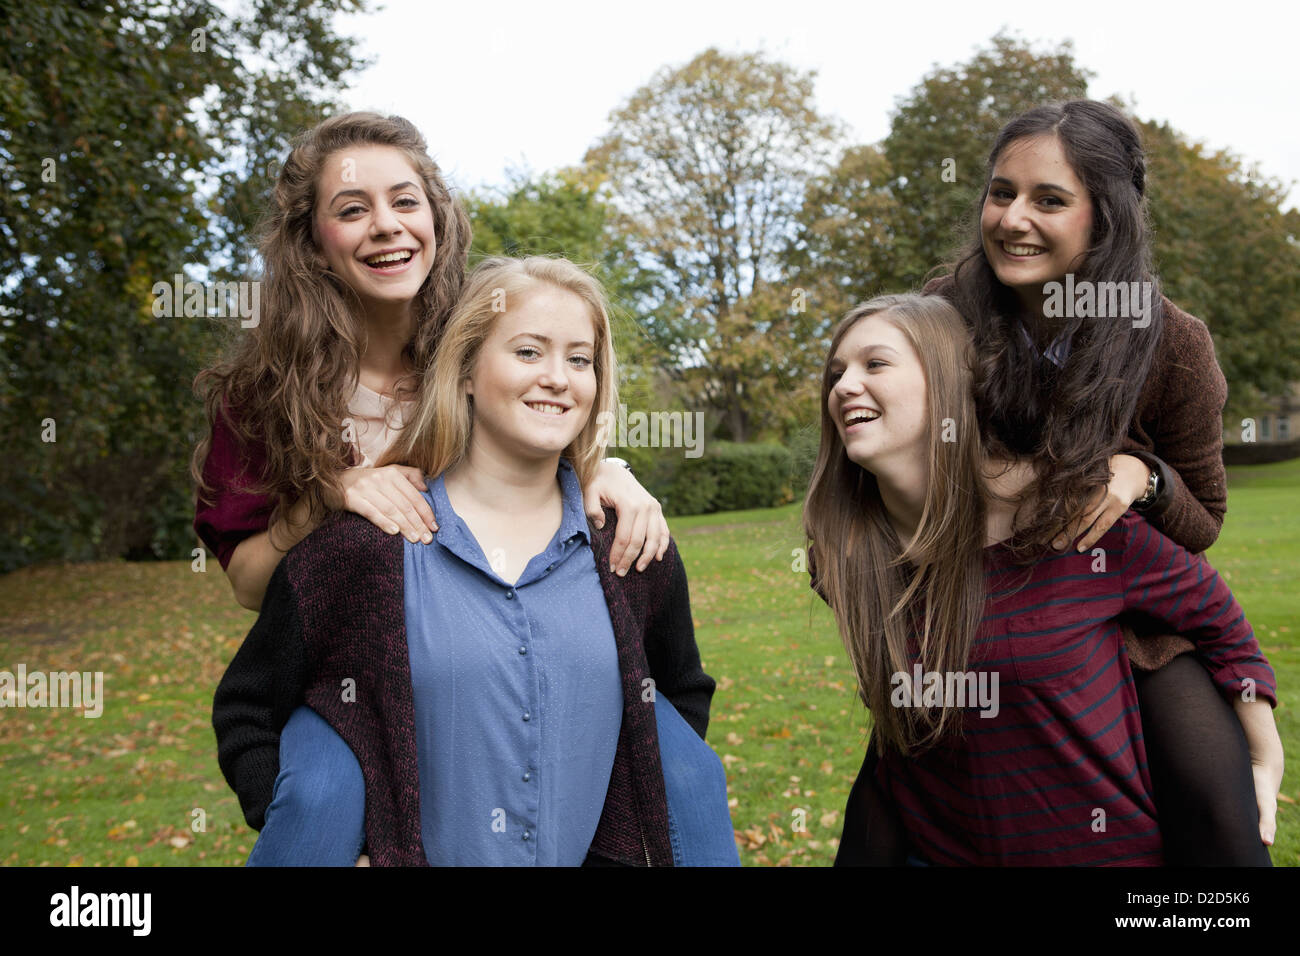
[834,653,1271,866]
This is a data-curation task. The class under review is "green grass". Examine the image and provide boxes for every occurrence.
[2,460,1297,866]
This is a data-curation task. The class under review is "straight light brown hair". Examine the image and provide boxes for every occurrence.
[803,294,988,755]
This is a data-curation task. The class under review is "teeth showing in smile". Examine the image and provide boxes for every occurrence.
[844,408,880,426]
[1003,242,1045,257]
[526,402,567,416]
[364,251,413,266]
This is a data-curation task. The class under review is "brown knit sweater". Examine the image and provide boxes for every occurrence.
[923,276,1229,669]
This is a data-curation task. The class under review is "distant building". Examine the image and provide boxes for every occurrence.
[1224,383,1299,444]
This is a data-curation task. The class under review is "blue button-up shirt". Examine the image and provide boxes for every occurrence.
[402,458,623,865]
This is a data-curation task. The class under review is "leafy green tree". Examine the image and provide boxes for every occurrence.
[585,48,839,442]
[464,166,666,418]
[786,143,909,326]
[879,32,1092,281]
[1141,119,1300,419]
[0,0,368,571]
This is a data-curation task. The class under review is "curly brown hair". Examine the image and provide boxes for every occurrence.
[192,112,472,533]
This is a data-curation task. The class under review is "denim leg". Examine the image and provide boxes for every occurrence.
[246,706,367,867]
[655,694,740,866]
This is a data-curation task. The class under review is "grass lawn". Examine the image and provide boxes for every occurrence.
[1,459,1296,867]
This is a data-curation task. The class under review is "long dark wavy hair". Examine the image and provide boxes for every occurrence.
[803,295,988,755]
[945,99,1164,561]
[191,112,472,534]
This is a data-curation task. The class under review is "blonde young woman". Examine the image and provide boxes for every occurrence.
[194,114,673,864]
[214,257,736,866]
[803,294,1282,865]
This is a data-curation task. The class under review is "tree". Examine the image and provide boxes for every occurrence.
[801,29,1300,420]
[786,143,909,325]
[584,48,839,442]
[1141,119,1300,419]
[880,32,1093,281]
[464,166,664,413]
[0,0,369,571]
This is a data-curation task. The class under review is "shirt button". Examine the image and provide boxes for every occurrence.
[522,831,531,841]
[518,645,527,655]
[522,771,531,782]
[545,564,555,572]
[522,712,531,722]
[505,589,515,600]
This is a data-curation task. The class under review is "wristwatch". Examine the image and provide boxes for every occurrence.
[1128,450,1174,518]
[1134,466,1160,510]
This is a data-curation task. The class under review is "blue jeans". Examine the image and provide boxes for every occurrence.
[246,707,365,867]
[655,694,740,866]
[248,699,740,866]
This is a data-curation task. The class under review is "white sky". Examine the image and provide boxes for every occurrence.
[334,0,1300,208]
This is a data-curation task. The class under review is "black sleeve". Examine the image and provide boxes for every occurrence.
[1126,449,1177,521]
[212,557,306,830]
[834,735,911,866]
[643,540,715,741]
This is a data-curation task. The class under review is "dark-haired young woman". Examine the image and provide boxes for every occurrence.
[836,99,1281,865]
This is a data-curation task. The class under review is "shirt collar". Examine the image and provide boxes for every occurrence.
[1019,323,1072,369]
[428,458,589,549]
[554,458,591,546]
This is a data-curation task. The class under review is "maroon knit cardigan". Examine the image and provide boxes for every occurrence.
[214,507,711,867]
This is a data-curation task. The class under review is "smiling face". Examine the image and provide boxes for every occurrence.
[312,144,437,315]
[981,134,1094,307]
[464,283,599,466]
[827,312,929,476]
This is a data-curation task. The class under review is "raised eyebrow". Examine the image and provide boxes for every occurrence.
[327,181,421,206]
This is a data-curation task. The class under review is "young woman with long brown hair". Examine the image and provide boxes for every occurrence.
[804,293,1281,865]
[837,99,1283,865]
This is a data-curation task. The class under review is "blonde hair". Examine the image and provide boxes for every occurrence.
[383,256,617,487]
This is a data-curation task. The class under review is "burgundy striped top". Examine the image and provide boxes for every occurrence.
[876,511,1276,866]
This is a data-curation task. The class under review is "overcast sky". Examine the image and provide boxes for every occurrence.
[331,0,1299,208]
